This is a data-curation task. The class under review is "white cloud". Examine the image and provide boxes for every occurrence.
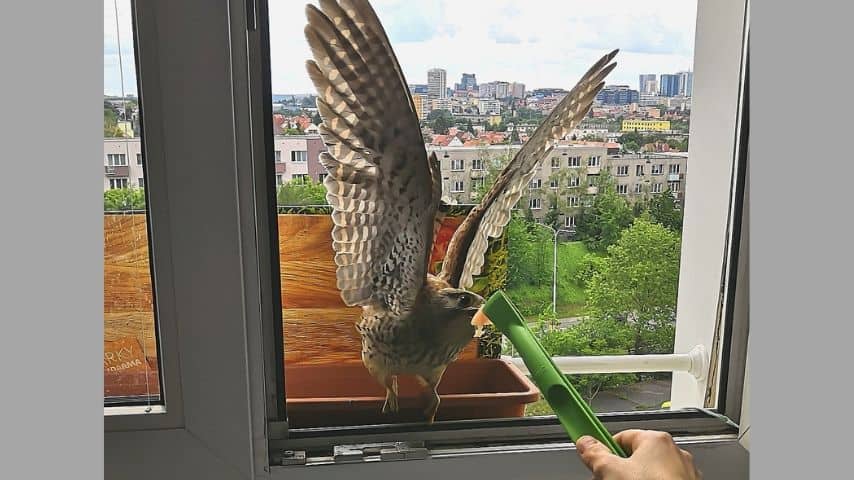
[269,0,697,94]
[105,0,697,96]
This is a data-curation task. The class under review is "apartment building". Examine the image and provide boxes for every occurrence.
[105,138,687,225]
[428,145,688,226]
[105,135,327,192]
[104,138,145,190]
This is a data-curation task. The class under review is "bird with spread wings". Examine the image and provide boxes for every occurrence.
[303,0,617,423]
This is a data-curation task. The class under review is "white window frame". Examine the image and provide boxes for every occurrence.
[670,163,681,174]
[108,177,129,189]
[568,176,580,187]
[136,152,143,165]
[292,173,309,183]
[567,195,579,207]
[634,183,643,193]
[275,150,282,162]
[106,0,750,478]
[529,197,541,210]
[550,157,560,168]
[451,180,465,192]
[471,158,484,171]
[616,165,629,176]
[652,182,663,193]
[587,155,600,167]
[669,181,681,192]
[138,178,145,188]
[636,164,645,176]
[564,215,576,228]
[291,150,307,162]
[529,178,542,189]
[450,158,464,171]
[568,156,580,167]
[652,163,664,175]
[107,153,128,166]
[617,184,628,194]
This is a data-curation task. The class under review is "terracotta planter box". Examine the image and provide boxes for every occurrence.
[285,358,539,428]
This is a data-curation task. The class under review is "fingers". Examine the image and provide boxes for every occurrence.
[576,436,621,477]
[614,429,674,455]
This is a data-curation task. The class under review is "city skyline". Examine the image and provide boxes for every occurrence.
[105,0,697,97]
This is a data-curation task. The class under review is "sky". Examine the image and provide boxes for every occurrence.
[105,0,697,97]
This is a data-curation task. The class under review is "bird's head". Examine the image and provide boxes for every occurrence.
[434,288,485,317]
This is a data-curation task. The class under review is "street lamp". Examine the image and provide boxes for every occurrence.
[532,222,573,314]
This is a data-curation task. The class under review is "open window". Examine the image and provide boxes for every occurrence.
[260,0,749,466]
[105,0,749,477]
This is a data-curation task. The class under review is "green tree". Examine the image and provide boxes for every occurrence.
[536,314,637,402]
[623,140,639,153]
[542,194,561,231]
[505,213,551,289]
[470,150,511,202]
[574,171,633,251]
[646,189,683,232]
[300,95,317,107]
[582,134,605,142]
[104,106,123,137]
[276,178,328,206]
[427,109,454,134]
[585,219,681,354]
[311,112,322,125]
[104,188,146,211]
[464,119,475,134]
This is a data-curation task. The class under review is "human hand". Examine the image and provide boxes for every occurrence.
[575,430,702,479]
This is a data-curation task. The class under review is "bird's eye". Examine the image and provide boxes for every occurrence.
[458,294,471,308]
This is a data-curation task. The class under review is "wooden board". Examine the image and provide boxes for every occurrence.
[103,213,479,387]
[277,214,479,364]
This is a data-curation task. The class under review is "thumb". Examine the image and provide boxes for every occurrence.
[576,436,618,475]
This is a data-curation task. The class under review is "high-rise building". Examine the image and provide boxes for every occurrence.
[639,74,657,94]
[677,71,694,97]
[412,93,428,121]
[659,74,681,97]
[459,73,477,91]
[427,68,447,99]
[596,85,640,105]
[510,82,526,99]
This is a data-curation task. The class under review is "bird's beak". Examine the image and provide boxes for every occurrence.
[471,306,493,338]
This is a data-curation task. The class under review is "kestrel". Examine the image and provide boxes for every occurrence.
[304,0,617,423]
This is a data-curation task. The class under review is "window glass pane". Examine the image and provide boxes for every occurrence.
[103,0,161,406]
[268,0,698,428]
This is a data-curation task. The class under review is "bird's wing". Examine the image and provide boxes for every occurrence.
[439,50,619,289]
[305,0,436,316]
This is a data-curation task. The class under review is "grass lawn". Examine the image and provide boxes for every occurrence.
[505,241,602,319]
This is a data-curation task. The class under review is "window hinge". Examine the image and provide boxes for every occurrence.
[333,441,430,464]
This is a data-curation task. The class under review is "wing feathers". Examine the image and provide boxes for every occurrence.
[304,1,436,314]
[440,50,619,289]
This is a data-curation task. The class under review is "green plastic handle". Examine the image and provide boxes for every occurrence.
[482,290,627,458]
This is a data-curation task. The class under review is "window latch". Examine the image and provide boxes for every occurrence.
[273,450,306,466]
[333,441,429,464]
